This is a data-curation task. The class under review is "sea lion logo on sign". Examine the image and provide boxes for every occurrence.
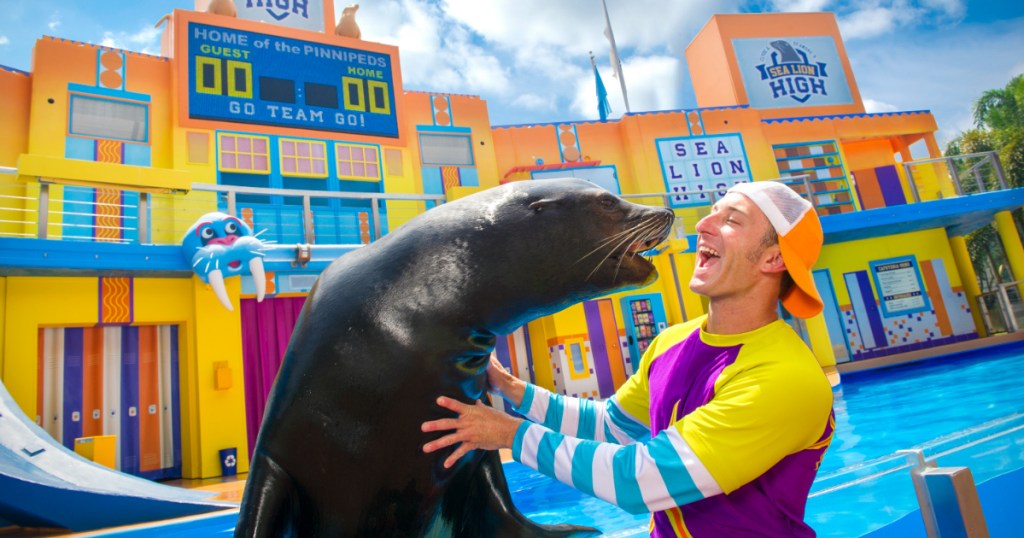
[734,36,853,109]
[756,40,829,103]
[238,0,326,32]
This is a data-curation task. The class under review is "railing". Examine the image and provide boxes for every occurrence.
[0,167,446,247]
[806,412,1024,536]
[0,150,1013,250]
[902,150,1007,202]
[976,280,1024,334]
[188,183,445,245]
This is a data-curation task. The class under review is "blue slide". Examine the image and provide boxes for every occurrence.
[0,379,235,532]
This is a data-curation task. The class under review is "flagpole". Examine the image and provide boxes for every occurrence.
[591,51,611,121]
[601,0,630,113]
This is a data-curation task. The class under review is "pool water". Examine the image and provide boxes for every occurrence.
[515,340,1024,536]
[99,341,1024,537]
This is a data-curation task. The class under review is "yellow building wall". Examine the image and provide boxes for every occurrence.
[1,275,249,479]
[818,229,962,302]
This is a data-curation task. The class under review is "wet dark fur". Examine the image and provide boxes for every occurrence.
[235,179,674,537]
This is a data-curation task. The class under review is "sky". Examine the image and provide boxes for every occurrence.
[1,0,1023,148]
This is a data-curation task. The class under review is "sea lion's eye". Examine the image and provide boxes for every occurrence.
[599,196,617,209]
[529,201,546,213]
[200,227,216,240]
[224,221,239,235]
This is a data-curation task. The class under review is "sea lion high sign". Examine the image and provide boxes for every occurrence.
[236,179,675,536]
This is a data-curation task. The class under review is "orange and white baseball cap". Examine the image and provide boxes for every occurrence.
[727,181,824,318]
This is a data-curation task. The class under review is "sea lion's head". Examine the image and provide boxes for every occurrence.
[424,178,675,333]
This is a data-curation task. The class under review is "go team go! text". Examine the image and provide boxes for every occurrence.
[193,26,390,128]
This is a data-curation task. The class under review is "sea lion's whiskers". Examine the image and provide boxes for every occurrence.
[576,216,669,266]
[611,219,665,282]
[584,229,639,281]
[575,227,643,265]
[586,218,664,282]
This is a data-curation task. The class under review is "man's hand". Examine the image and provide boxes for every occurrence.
[421,396,523,469]
[486,354,526,407]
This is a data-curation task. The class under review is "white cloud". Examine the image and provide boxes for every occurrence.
[836,1,968,41]
[572,55,681,120]
[48,13,61,31]
[98,25,164,55]
[920,0,966,19]
[0,36,9,46]
[510,93,556,113]
[847,17,1024,147]
[863,98,898,113]
[770,0,833,12]
[838,6,910,39]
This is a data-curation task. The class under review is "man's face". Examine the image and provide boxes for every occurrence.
[689,192,778,301]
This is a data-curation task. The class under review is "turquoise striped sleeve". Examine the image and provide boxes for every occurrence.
[513,385,648,444]
[512,423,723,515]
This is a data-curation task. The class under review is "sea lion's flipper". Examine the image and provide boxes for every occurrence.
[440,450,600,537]
[234,451,297,538]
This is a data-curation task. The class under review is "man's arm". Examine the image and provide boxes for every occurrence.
[488,355,651,444]
[512,421,723,515]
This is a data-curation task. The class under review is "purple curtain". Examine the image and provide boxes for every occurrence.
[241,296,306,458]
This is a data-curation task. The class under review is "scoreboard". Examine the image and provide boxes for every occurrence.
[187,22,399,138]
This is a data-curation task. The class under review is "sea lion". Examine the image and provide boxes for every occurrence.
[335,4,361,39]
[235,179,675,537]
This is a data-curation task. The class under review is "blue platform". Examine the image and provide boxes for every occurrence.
[0,379,234,532]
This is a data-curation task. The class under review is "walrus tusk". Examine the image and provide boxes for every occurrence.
[250,257,266,302]
[207,269,234,311]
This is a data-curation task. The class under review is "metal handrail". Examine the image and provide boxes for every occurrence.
[902,150,1006,202]
[189,183,447,244]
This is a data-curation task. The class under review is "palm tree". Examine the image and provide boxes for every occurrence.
[946,75,1024,331]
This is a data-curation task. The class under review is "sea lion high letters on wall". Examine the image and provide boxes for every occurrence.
[235,179,675,537]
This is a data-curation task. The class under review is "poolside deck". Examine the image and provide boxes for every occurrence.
[836,332,1024,375]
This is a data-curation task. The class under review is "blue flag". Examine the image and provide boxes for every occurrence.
[594,64,612,121]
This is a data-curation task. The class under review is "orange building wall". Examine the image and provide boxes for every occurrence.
[687,12,865,118]
[25,38,174,167]
[0,69,31,167]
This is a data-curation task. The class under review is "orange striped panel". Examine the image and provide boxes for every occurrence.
[547,334,590,347]
[441,166,461,192]
[138,326,161,472]
[920,260,951,336]
[100,277,133,324]
[597,300,627,389]
[95,139,122,164]
[240,207,255,229]
[506,334,519,376]
[82,327,104,437]
[358,212,371,244]
[95,188,122,242]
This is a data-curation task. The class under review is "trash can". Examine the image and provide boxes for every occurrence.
[219,447,238,476]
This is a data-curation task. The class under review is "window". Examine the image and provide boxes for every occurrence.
[336,143,381,182]
[69,94,148,142]
[419,134,473,166]
[186,132,209,164]
[218,133,270,174]
[280,139,328,178]
[567,339,590,380]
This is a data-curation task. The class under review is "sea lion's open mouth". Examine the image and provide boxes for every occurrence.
[605,214,675,272]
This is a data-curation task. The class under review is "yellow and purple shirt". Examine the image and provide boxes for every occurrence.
[511,316,834,537]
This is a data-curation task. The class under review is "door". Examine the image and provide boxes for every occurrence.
[620,293,668,364]
[38,325,181,479]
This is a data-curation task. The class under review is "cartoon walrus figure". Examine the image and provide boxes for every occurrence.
[235,179,675,537]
